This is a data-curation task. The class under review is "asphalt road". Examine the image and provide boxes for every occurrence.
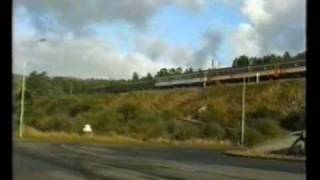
[13,141,305,180]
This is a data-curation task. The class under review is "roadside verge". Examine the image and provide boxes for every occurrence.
[223,149,305,162]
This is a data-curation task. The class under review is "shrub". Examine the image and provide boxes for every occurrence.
[69,103,91,117]
[280,111,305,131]
[128,114,167,140]
[247,105,278,119]
[224,127,240,144]
[200,122,225,140]
[117,102,139,122]
[244,127,264,146]
[37,114,72,132]
[257,120,284,137]
[247,118,284,138]
[171,122,201,140]
[160,109,183,120]
[73,109,123,135]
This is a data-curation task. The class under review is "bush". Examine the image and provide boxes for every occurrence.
[247,118,284,138]
[72,109,123,135]
[161,109,183,120]
[69,103,91,117]
[171,122,201,140]
[258,120,284,137]
[224,127,240,144]
[117,102,139,122]
[247,106,278,119]
[280,111,305,131]
[43,98,75,115]
[200,122,225,140]
[245,127,264,146]
[128,114,167,140]
[36,114,72,132]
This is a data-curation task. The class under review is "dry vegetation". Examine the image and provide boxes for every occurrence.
[13,79,305,147]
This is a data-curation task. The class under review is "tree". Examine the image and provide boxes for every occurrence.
[169,68,176,75]
[132,72,139,82]
[232,55,249,67]
[262,55,272,64]
[156,68,169,77]
[294,51,305,60]
[27,71,52,96]
[146,73,153,80]
[283,51,291,61]
[175,67,183,75]
[184,67,193,74]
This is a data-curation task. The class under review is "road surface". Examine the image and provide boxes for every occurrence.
[13,141,305,180]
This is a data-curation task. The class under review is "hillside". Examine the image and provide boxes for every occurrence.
[14,79,305,146]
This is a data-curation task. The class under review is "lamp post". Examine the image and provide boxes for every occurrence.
[19,38,46,138]
[240,76,246,146]
[19,62,27,138]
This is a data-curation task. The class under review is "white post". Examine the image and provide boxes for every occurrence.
[241,77,246,146]
[19,62,27,138]
[203,71,207,88]
[256,73,260,83]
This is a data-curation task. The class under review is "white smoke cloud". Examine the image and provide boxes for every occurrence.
[13,36,167,79]
[232,0,305,58]
[136,30,223,70]
[14,0,205,35]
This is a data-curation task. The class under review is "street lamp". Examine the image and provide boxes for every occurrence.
[19,38,46,138]
[18,62,27,138]
[240,76,246,146]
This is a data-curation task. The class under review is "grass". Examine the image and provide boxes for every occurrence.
[16,126,233,150]
[17,126,144,146]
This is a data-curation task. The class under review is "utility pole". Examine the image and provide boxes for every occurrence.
[241,76,246,146]
[19,62,27,138]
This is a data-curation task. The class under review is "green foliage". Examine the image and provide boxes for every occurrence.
[132,72,139,82]
[283,51,291,61]
[280,111,305,131]
[244,127,264,147]
[27,71,52,96]
[155,67,184,77]
[36,114,72,132]
[117,102,139,122]
[224,127,240,144]
[247,118,284,138]
[17,80,304,147]
[232,51,305,67]
[69,103,91,117]
[200,122,225,140]
[171,122,201,140]
[232,55,250,67]
[184,67,194,74]
[247,105,278,119]
[128,113,167,140]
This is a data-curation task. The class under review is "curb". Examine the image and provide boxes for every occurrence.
[223,150,306,162]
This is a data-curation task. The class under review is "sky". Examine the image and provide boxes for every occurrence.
[13,0,306,79]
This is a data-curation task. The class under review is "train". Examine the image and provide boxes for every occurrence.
[155,59,305,88]
[89,59,306,93]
